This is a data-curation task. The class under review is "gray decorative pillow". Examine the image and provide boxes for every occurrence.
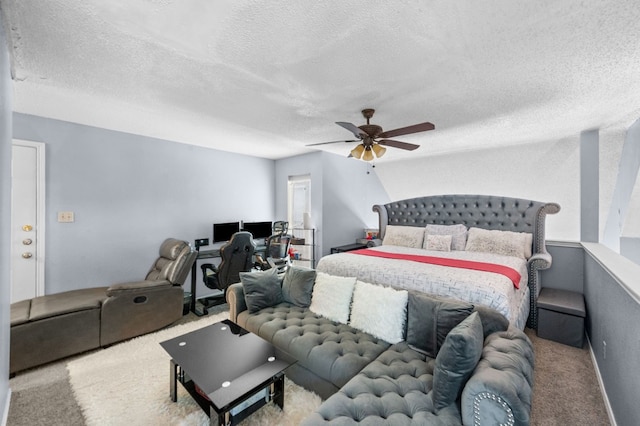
[281,265,316,308]
[432,311,484,411]
[473,304,509,337]
[406,291,474,358]
[425,224,468,251]
[240,268,283,313]
[382,225,425,248]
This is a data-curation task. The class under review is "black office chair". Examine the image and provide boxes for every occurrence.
[255,233,292,273]
[200,231,256,307]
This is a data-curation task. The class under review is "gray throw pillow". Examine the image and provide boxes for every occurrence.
[281,265,316,307]
[406,291,474,358]
[473,304,509,337]
[432,311,484,411]
[240,268,284,313]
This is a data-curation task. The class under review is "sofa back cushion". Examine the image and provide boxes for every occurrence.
[349,281,408,344]
[240,268,284,313]
[406,291,474,358]
[281,265,316,308]
[473,304,509,336]
[309,272,356,324]
[432,311,484,411]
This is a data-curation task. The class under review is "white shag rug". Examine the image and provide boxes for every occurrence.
[67,312,322,425]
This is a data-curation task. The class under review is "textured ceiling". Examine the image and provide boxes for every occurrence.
[3,0,640,161]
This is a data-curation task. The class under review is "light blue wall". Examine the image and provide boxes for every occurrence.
[1,14,13,422]
[274,152,389,259]
[321,154,389,255]
[581,130,599,242]
[540,242,584,293]
[583,245,640,426]
[620,237,640,264]
[275,152,325,254]
[13,113,276,294]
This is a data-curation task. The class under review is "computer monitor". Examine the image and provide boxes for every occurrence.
[213,222,240,243]
[242,221,273,240]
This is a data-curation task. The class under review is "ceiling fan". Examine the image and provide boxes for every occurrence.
[308,108,435,161]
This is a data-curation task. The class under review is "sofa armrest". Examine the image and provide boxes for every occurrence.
[226,283,247,323]
[461,328,534,426]
[106,280,172,297]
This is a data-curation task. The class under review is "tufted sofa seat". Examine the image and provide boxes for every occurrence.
[237,304,391,399]
[305,342,463,425]
[304,332,534,425]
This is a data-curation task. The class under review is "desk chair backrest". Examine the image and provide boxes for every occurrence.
[273,221,288,235]
[145,238,196,285]
[264,234,292,273]
[217,231,256,290]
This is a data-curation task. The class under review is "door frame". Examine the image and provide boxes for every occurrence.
[12,139,46,297]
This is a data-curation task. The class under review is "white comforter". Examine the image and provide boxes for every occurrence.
[316,245,529,327]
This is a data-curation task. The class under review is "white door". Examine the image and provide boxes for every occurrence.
[11,140,45,303]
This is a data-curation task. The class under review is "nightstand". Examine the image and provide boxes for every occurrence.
[330,243,368,254]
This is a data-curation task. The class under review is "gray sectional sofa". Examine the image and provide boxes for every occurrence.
[227,266,535,425]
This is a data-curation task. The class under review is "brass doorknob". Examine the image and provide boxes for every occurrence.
[22,252,33,259]
[23,238,33,245]
[22,225,33,232]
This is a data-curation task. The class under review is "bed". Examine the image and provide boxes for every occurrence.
[316,194,560,330]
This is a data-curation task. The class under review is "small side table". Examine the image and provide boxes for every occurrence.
[330,243,367,254]
[537,288,586,348]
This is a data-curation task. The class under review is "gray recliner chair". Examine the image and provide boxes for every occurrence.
[10,238,196,374]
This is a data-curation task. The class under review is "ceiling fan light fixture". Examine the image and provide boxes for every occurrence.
[362,147,374,162]
[350,144,365,159]
[312,108,433,160]
[372,143,386,158]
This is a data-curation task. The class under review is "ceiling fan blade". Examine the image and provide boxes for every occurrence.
[336,122,367,138]
[377,139,420,151]
[378,122,435,138]
[307,139,359,147]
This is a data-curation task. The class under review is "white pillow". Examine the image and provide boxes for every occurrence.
[424,234,452,252]
[465,227,532,259]
[382,225,425,248]
[424,224,468,251]
[309,272,356,324]
[349,281,408,344]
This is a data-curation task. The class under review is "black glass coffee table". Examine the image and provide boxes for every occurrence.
[160,319,294,426]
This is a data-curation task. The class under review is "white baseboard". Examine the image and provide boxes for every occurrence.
[1,388,11,426]
[586,335,617,426]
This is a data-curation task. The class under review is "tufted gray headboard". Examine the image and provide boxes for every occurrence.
[372,194,560,329]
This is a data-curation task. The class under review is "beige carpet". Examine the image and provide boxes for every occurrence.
[10,309,610,425]
[66,312,321,425]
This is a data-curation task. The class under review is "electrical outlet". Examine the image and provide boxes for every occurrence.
[57,211,74,223]
[195,238,209,248]
[603,340,606,359]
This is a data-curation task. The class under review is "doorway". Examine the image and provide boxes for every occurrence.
[11,139,45,303]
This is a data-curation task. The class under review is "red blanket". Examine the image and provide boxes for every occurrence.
[349,249,522,289]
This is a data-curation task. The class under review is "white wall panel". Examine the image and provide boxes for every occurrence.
[374,138,580,240]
